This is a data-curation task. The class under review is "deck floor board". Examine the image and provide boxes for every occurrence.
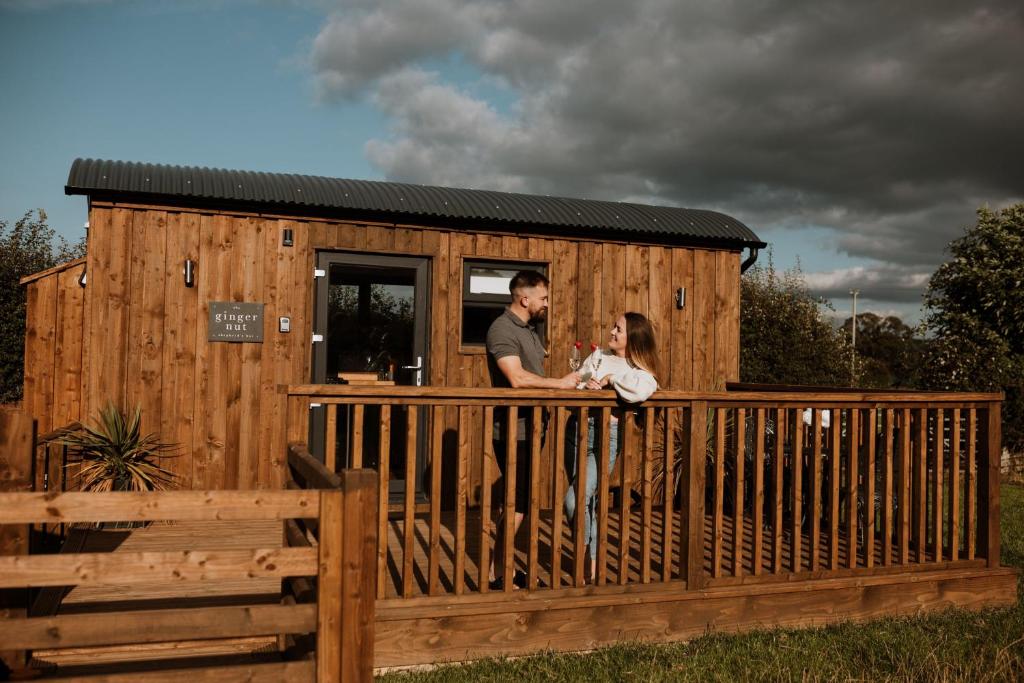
[40,511,941,605]
[380,504,927,598]
[33,519,283,669]
[57,519,283,610]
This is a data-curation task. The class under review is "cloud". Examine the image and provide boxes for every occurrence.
[308,0,1024,303]
[363,67,531,191]
[804,265,932,303]
[310,0,482,97]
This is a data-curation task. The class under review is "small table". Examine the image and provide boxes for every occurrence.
[337,372,396,386]
[332,374,396,470]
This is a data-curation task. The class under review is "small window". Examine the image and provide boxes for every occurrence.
[462,260,547,346]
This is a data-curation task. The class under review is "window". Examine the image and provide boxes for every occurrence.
[461,259,547,346]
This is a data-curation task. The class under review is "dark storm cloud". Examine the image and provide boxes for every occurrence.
[310,0,1024,310]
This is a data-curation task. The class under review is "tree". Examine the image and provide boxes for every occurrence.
[921,203,1024,452]
[0,210,85,403]
[327,282,414,375]
[740,259,852,386]
[840,312,928,388]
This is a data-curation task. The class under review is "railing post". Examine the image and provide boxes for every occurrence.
[316,488,342,682]
[316,469,379,683]
[283,392,307,490]
[340,469,379,681]
[978,400,1002,568]
[685,401,707,589]
[286,393,308,446]
[0,408,35,675]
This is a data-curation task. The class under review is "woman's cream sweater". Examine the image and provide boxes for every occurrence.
[578,349,658,403]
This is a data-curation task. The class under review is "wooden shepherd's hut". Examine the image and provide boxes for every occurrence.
[7,158,1012,675]
[23,158,765,491]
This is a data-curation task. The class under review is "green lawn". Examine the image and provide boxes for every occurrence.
[381,485,1024,682]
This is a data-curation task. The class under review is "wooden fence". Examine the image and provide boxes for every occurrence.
[1,408,35,673]
[0,412,379,683]
[284,386,1003,600]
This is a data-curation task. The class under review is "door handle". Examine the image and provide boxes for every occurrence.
[400,356,424,386]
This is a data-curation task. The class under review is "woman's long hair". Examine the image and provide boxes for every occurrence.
[624,312,660,385]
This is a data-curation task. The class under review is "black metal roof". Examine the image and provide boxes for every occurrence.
[65,158,764,248]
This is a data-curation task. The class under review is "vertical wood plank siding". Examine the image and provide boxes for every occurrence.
[161,212,200,488]
[23,204,742,491]
[53,264,86,428]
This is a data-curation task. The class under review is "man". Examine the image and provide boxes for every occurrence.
[485,270,579,589]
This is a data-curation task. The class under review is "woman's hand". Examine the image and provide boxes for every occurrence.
[585,374,613,390]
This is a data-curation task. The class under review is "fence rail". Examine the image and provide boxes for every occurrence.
[0,473,378,681]
[283,385,1002,600]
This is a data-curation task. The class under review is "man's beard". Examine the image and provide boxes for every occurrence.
[529,308,548,324]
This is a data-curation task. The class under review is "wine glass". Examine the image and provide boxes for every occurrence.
[569,341,582,371]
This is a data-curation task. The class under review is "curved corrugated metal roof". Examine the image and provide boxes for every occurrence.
[65,158,765,248]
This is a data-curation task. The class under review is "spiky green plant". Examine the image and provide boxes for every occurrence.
[649,404,730,505]
[62,403,178,492]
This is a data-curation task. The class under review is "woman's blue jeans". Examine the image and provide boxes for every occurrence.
[564,415,620,559]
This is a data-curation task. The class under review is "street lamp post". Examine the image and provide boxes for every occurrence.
[850,289,860,385]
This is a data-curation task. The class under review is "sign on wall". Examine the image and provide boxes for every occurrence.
[208,302,264,342]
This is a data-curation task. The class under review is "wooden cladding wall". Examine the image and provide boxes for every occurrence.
[76,207,311,491]
[23,260,87,436]
[23,203,741,490]
[304,219,740,393]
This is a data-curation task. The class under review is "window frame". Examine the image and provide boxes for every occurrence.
[459,258,548,352]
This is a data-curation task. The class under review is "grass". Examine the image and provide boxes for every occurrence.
[380,485,1024,682]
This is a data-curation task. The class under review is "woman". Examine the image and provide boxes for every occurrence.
[565,312,660,581]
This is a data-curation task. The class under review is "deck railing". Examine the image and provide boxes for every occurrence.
[29,422,81,548]
[283,386,1003,600]
[33,422,80,495]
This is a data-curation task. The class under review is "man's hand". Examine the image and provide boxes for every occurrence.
[557,371,581,389]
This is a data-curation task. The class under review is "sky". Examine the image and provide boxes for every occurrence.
[2,0,1021,325]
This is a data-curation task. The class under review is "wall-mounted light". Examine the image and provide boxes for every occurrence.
[675,287,686,309]
[78,266,87,288]
[282,227,294,247]
[183,259,195,287]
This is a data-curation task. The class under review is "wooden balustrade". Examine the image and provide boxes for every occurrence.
[33,422,80,494]
[701,403,998,581]
[283,385,1003,600]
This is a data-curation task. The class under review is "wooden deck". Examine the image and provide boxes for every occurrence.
[373,503,1014,667]
[380,506,985,599]
[5,384,1016,674]
[3,486,1015,673]
[34,507,981,612]
[32,520,283,670]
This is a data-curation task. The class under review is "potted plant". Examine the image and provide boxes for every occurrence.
[62,403,177,492]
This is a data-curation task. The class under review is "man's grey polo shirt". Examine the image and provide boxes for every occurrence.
[486,308,546,441]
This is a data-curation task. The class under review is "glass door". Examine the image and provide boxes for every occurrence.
[312,252,430,498]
